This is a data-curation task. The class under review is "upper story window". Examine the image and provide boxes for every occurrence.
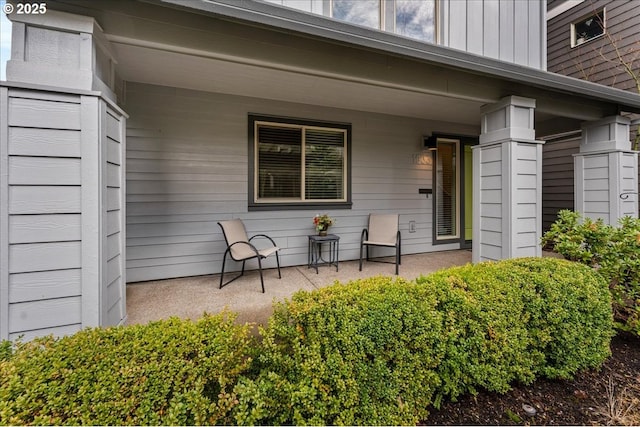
[249,115,352,210]
[571,9,605,48]
[332,0,436,43]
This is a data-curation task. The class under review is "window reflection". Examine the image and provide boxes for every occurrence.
[332,0,380,29]
[395,0,435,43]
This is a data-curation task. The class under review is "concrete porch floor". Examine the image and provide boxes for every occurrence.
[126,249,472,327]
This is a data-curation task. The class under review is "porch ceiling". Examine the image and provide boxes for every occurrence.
[112,42,486,126]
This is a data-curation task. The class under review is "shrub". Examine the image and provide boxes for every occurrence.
[233,277,446,425]
[417,257,613,404]
[0,313,253,426]
[233,258,613,425]
[542,209,640,336]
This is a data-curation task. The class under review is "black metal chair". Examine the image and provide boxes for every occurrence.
[359,213,401,275]
[218,219,281,293]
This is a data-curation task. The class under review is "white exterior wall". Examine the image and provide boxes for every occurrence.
[125,83,473,282]
[0,86,127,341]
[442,0,546,69]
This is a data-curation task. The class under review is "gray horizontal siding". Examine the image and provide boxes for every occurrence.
[1,86,127,341]
[125,83,472,282]
[476,144,503,262]
[3,89,83,339]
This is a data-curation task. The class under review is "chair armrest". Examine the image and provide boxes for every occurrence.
[360,228,368,243]
[227,240,260,258]
[396,230,401,246]
[249,234,278,247]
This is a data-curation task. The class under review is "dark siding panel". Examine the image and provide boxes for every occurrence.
[542,136,580,231]
[547,0,640,92]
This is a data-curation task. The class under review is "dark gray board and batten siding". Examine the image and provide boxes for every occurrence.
[0,86,127,341]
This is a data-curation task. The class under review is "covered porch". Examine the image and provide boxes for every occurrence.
[2,0,640,342]
[127,250,472,327]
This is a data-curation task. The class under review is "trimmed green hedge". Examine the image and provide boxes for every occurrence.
[417,257,614,406]
[0,313,253,426]
[233,257,613,425]
[0,258,614,426]
[233,277,445,425]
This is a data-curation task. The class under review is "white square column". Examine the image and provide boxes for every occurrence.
[574,116,638,224]
[472,96,544,263]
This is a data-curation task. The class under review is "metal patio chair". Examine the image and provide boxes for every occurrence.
[359,213,401,275]
[218,219,281,293]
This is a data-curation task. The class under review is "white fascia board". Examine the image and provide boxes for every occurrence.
[547,0,586,21]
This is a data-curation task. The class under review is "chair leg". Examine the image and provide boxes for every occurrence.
[395,245,399,275]
[359,243,364,271]
[257,257,265,293]
[276,252,281,279]
[219,251,228,289]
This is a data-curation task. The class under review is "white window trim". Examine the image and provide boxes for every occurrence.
[570,8,606,48]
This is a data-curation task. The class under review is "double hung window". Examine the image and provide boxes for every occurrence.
[249,115,351,210]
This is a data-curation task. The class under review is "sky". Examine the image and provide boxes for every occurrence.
[1,0,11,80]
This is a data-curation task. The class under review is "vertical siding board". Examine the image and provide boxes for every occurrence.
[528,0,542,69]
[466,1,484,55]
[483,0,500,59]
[0,87,9,340]
[447,0,467,51]
[513,0,529,65]
[499,0,515,63]
[80,96,102,327]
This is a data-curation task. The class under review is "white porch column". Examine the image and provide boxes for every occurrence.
[574,116,638,224]
[1,10,127,340]
[472,96,544,263]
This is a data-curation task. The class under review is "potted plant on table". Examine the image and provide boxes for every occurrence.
[313,214,335,236]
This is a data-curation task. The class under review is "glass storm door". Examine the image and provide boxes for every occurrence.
[434,138,460,241]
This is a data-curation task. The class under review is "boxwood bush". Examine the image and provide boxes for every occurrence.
[233,277,445,425]
[0,258,613,426]
[417,257,613,406]
[0,313,253,426]
[233,257,613,425]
